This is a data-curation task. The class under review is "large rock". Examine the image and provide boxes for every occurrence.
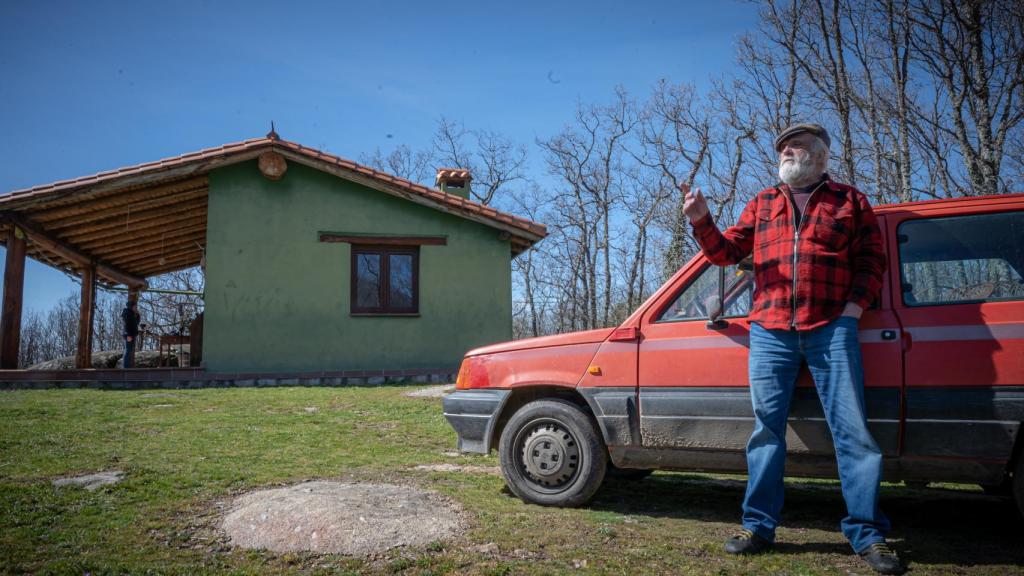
[28,350,122,370]
[28,349,175,370]
[114,350,173,369]
[221,481,466,555]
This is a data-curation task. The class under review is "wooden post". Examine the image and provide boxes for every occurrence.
[75,265,96,369]
[1,226,27,368]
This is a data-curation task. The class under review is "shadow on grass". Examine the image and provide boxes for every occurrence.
[588,473,1024,568]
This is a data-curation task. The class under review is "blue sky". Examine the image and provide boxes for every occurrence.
[0,0,759,313]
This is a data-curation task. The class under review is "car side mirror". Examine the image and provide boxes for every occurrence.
[706,266,728,330]
[705,295,725,326]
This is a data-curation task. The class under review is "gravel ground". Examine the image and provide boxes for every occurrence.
[404,384,455,398]
[220,481,467,556]
[414,463,500,475]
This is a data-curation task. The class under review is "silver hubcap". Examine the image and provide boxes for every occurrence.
[519,421,580,488]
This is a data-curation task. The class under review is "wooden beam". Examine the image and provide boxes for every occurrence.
[318,233,448,246]
[134,256,202,277]
[43,187,208,231]
[1,213,148,288]
[1,226,27,368]
[60,198,208,243]
[111,242,204,268]
[101,227,206,261]
[97,262,144,287]
[76,215,207,252]
[75,265,96,369]
[33,177,208,223]
[24,246,73,275]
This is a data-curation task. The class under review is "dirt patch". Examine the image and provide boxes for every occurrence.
[53,470,124,491]
[414,464,500,475]
[404,384,455,398]
[220,481,466,556]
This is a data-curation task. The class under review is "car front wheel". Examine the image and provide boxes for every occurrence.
[498,399,607,507]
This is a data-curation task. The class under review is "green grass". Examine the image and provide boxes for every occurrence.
[1,387,1021,575]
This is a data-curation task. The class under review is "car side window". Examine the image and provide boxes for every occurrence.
[657,262,754,322]
[898,210,1024,306]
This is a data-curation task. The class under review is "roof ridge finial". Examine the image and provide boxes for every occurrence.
[267,121,279,141]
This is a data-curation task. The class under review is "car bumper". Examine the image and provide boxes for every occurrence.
[442,389,511,454]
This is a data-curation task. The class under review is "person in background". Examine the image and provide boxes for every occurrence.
[122,299,141,368]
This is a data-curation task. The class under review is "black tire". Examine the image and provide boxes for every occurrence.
[498,399,608,507]
[606,463,654,481]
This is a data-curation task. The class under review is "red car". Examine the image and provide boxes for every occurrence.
[443,193,1024,516]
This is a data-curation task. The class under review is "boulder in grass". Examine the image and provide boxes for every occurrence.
[221,481,467,555]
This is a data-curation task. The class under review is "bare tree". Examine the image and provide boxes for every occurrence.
[908,0,1024,196]
[360,144,433,183]
[633,80,713,277]
[433,117,529,205]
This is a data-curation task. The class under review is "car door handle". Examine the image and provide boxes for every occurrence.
[881,329,897,341]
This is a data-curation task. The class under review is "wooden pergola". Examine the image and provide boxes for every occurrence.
[0,176,211,369]
[0,134,546,370]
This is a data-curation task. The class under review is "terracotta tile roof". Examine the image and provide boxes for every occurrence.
[2,138,267,202]
[1,137,547,243]
[436,168,472,180]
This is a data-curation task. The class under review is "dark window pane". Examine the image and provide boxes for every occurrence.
[356,253,381,308]
[899,211,1024,305]
[389,254,414,308]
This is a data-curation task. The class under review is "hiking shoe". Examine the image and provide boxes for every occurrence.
[858,541,905,575]
[724,528,772,554]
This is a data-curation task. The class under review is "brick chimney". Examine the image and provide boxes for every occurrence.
[435,168,472,199]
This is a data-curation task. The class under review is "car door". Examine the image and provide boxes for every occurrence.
[890,201,1024,481]
[636,248,903,467]
[636,259,755,455]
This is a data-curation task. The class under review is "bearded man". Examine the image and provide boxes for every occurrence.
[681,124,904,575]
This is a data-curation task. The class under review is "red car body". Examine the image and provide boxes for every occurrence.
[443,193,1024,510]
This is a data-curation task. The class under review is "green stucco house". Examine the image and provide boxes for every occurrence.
[0,134,546,375]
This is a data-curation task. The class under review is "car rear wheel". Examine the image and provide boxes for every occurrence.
[498,399,607,507]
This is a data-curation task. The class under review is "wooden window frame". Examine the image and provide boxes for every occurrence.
[350,245,420,315]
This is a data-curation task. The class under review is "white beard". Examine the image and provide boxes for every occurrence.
[778,154,820,187]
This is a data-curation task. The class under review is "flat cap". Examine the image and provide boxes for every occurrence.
[774,123,830,151]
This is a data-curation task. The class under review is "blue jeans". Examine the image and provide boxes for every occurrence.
[743,316,890,553]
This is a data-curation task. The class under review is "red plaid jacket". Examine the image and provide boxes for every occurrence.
[691,177,886,330]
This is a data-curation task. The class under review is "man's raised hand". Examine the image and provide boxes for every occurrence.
[681,183,709,223]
